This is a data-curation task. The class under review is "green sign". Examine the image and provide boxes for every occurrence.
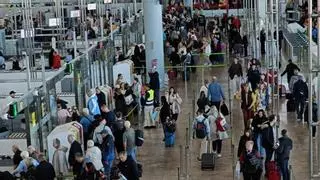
[9,101,18,117]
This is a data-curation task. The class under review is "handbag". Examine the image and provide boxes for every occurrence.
[220,103,229,116]
[218,131,229,140]
[235,161,241,179]
[176,94,182,104]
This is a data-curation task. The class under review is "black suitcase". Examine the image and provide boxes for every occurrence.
[201,140,215,170]
[287,99,295,112]
[201,153,215,170]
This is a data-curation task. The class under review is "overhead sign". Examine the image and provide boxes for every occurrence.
[70,10,80,18]
[87,3,97,10]
[49,18,61,27]
[104,0,112,3]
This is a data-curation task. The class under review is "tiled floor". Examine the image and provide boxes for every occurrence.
[137,65,313,180]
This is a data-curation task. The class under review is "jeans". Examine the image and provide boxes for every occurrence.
[242,109,253,129]
[212,140,222,154]
[211,101,221,112]
[127,147,137,161]
[254,133,265,157]
[103,158,114,180]
[295,99,305,119]
[279,159,290,180]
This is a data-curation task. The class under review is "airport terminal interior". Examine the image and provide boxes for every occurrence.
[0,0,318,179]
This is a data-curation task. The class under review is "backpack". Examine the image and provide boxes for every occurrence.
[135,129,144,147]
[195,118,207,139]
[215,117,225,132]
[165,120,176,133]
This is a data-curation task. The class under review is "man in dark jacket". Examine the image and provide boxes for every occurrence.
[281,59,301,83]
[68,135,83,177]
[149,66,160,106]
[35,154,56,180]
[276,129,293,180]
[101,104,116,130]
[293,76,308,121]
[118,151,139,180]
[96,87,106,108]
[12,145,22,169]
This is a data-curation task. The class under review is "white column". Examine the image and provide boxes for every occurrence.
[143,0,165,87]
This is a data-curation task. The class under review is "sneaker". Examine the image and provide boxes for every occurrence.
[217,154,222,158]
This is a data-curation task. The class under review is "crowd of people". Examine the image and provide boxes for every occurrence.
[0,1,312,180]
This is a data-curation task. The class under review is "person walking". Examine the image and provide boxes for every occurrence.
[293,76,308,122]
[166,87,182,121]
[208,76,225,112]
[241,83,254,129]
[276,129,293,180]
[228,58,243,96]
[193,109,211,161]
[281,59,301,84]
[239,141,263,180]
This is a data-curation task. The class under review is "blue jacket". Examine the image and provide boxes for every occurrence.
[80,115,94,133]
[101,135,115,161]
[208,82,225,102]
[87,95,101,116]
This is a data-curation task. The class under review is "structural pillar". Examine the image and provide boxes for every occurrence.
[143,0,165,87]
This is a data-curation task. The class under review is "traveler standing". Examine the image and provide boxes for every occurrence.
[67,135,83,177]
[251,109,268,159]
[275,129,293,180]
[100,129,115,179]
[86,140,104,173]
[118,151,139,180]
[197,91,208,112]
[12,145,22,169]
[166,87,182,121]
[149,66,160,106]
[143,85,156,128]
[35,154,56,180]
[123,121,137,161]
[208,76,225,112]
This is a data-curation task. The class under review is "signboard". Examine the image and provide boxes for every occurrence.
[104,0,112,3]
[87,3,97,10]
[20,29,34,38]
[49,18,61,27]
[70,10,80,18]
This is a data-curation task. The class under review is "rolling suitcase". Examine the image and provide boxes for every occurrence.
[266,161,281,180]
[201,140,215,170]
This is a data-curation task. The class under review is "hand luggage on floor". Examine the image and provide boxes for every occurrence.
[165,132,175,147]
[266,161,281,180]
[286,99,295,112]
[201,140,215,170]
